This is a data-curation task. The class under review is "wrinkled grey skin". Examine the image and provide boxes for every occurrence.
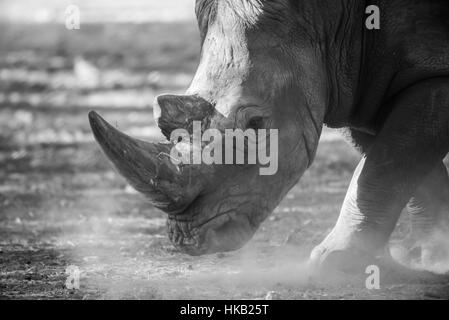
[89,0,449,269]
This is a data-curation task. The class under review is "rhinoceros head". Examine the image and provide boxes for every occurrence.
[89,0,328,255]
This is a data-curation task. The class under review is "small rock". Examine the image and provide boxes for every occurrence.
[284,228,302,245]
[66,241,75,247]
[265,291,281,300]
[83,256,98,262]
[302,219,312,226]
[124,185,138,194]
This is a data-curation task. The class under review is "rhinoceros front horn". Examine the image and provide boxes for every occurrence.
[154,94,214,139]
[88,111,208,215]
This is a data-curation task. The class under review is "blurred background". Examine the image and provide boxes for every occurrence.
[3,0,445,300]
[0,0,200,151]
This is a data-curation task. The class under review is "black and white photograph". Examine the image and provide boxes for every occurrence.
[1,0,449,304]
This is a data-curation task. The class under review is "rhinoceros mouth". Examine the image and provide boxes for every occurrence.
[167,198,259,255]
[167,187,263,255]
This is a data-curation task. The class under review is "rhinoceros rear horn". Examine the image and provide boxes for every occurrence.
[153,94,214,139]
[88,111,205,215]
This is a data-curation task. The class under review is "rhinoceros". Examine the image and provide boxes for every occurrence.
[89,0,449,270]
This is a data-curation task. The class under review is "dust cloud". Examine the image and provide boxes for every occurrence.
[59,191,362,300]
[391,226,449,275]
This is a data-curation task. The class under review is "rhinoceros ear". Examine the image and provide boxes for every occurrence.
[153,94,214,140]
[195,0,217,43]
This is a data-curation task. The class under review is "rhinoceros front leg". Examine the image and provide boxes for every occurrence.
[397,162,449,266]
[311,78,449,271]
[408,163,449,239]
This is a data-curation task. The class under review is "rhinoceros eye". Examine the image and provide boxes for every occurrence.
[247,117,264,130]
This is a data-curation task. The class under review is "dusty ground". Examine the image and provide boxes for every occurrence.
[1,23,449,300]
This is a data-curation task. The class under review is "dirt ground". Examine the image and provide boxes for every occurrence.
[1,23,449,300]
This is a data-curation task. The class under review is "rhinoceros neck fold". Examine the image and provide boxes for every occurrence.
[321,0,366,128]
